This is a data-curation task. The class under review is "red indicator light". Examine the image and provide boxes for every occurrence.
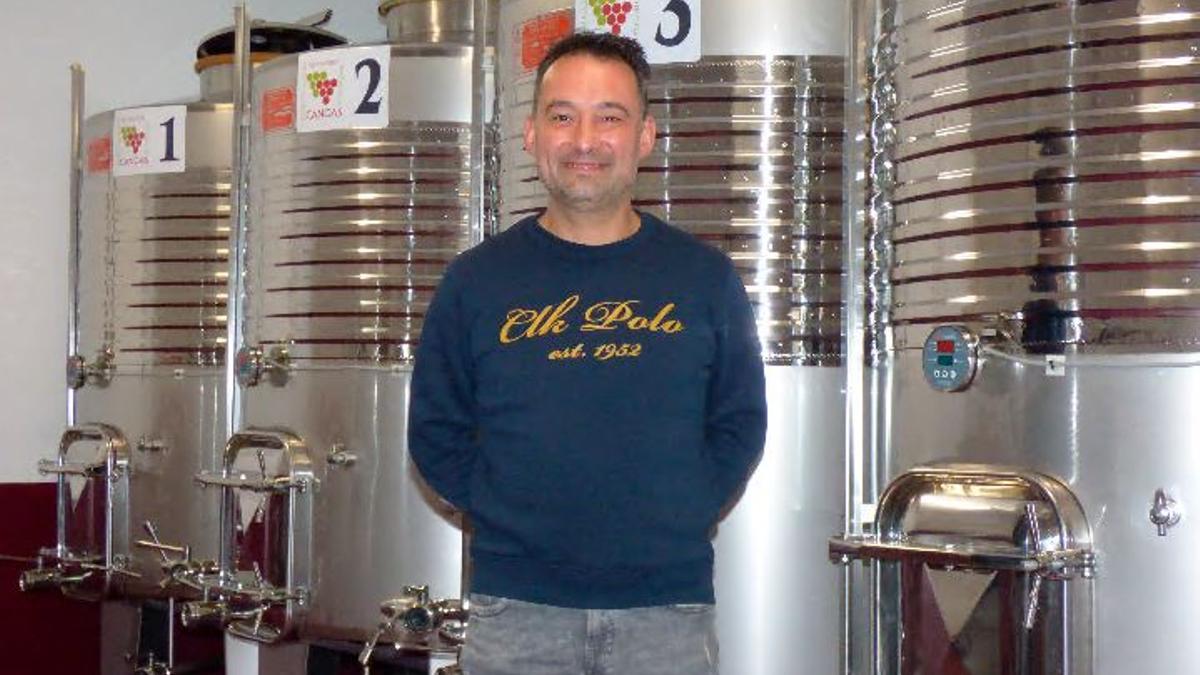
[936,340,956,353]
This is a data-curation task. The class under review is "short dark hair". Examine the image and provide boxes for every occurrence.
[533,32,651,117]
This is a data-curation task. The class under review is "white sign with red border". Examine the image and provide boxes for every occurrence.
[112,105,187,176]
[296,45,391,133]
[574,0,701,64]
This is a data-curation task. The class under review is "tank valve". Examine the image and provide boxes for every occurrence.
[235,346,291,387]
[361,586,466,666]
[19,566,64,592]
[180,600,228,628]
[66,348,114,389]
[1150,489,1181,536]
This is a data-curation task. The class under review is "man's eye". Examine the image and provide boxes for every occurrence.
[551,113,572,123]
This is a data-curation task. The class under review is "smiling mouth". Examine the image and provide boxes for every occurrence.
[563,160,607,172]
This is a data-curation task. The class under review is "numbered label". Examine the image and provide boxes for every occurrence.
[112,105,186,176]
[575,0,701,64]
[296,45,390,133]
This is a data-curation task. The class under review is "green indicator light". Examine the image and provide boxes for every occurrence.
[937,355,954,366]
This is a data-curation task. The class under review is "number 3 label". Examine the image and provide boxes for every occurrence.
[574,0,701,64]
[296,45,390,133]
[112,105,186,176]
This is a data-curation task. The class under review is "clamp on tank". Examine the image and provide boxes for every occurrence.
[187,429,315,642]
[22,423,138,596]
[358,585,466,669]
[66,347,115,389]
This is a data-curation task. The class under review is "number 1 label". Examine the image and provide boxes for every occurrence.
[111,105,187,176]
[296,45,391,133]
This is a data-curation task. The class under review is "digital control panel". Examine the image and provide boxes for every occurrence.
[922,325,978,392]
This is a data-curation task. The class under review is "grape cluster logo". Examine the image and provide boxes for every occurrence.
[586,0,634,35]
[306,71,339,105]
[119,126,145,154]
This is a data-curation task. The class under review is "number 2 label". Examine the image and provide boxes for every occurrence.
[296,45,391,133]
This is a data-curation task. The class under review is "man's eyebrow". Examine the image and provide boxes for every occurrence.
[541,100,632,116]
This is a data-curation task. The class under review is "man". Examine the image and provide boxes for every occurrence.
[409,32,766,675]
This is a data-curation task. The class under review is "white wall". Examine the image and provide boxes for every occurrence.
[0,2,387,482]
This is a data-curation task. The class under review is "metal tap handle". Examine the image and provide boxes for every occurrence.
[1022,503,1043,630]
[1150,489,1182,536]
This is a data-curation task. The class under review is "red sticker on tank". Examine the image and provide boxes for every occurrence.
[520,10,574,74]
[87,136,112,173]
[261,86,295,133]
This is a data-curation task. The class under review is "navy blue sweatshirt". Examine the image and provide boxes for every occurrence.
[408,212,767,608]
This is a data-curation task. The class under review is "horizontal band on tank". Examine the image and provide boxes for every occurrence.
[121,324,225,330]
[655,129,842,141]
[796,301,843,308]
[280,204,468,214]
[145,214,228,221]
[649,95,844,106]
[892,306,1200,327]
[897,121,1200,164]
[300,151,462,162]
[928,0,1129,34]
[149,192,229,199]
[636,197,842,207]
[274,258,450,267]
[265,284,439,292]
[264,311,425,319]
[638,163,792,173]
[894,169,1200,206]
[291,178,461,188]
[259,338,418,346]
[904,75,1200,122]
[119,346,225,353]
[277,229,464,240]
[135,257,229,264]
[126,302,227,309]
[138,236,228,242]
[893,259,1200,286]
[131,280,225,288]
[894,213,1200,245]
[912,30,1200,80]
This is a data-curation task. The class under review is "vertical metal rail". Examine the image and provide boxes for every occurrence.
[840,3,866,675]
[468,0,491,245]
[61,64,85,558]
[222,3,252,571]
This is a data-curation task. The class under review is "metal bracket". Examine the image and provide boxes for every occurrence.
[1150,488,1182,536]
[235,345,291,387]
[66,347,115,389]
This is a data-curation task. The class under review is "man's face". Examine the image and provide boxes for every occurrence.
[524,54,657,215]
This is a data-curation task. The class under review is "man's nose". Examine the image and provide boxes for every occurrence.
[570,116,599,150]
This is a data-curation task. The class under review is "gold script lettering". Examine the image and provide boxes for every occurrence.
[499,295,579,343]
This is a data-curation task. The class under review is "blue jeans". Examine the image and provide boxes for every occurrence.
[461,594,719,675]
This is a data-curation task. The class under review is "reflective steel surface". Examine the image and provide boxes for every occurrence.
[874,0,1200,353]
[78,108,231,368]
[64,106,230,597]
[237,45,473,643]
[713,367,843,675]
[847,1,1200,673]
[245,46,474,363]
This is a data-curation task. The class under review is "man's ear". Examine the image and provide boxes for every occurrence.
[523,114,535,154]
[638,114,657,160]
